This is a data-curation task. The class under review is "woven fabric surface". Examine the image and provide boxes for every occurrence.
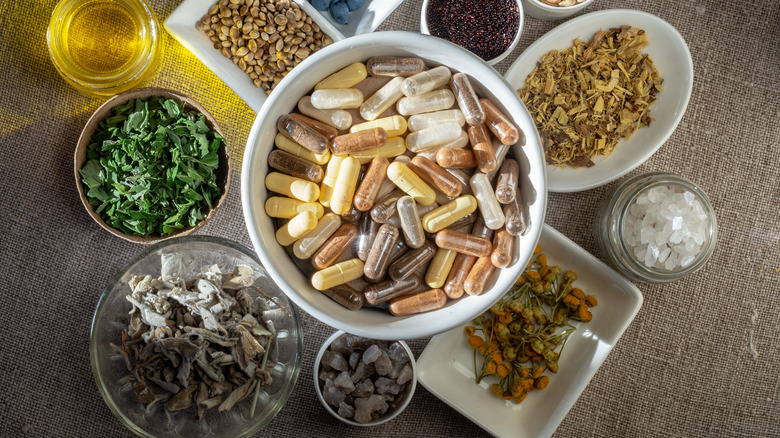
[0,0,778,437]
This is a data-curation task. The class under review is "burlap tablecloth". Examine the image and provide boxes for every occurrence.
[1,0,778,436]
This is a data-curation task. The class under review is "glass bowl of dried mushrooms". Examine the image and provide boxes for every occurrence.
[89,235,303,438]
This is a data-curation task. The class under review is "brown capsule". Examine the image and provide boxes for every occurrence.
[370,188,405,223]
[434,229,492,258]
[268,149,324,183]
[290,112,338,140]
[388,288,447,316]
[341,204,362,223]
[320,284,363,310]
[353,156,390,211]
[277,114,328,154]
[471,215,495,241]
[366,56,426,77]
[491,228,514,268]
[388,238,409,263]
[388,240,437,281]
[468,124,497,173]
[464,256,495,296]
[480,98,522,146]
[410,156,462,197]
[443,252,477,299]
[435,147,477,169]
[364,274,422,305]
[449,73,485,126]
[364,223,399,282]
[331,127,388,154]
[495,158,519,204]
[312,223,359,270]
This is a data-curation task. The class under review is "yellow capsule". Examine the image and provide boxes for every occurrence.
[386,161,436,206]
[350,115,408,137]
[330,156,361,215]
[275,211,318,246]
[425,248,457,288]
[319,155,344,207]
[275,133,331,165]
[349,137,407,164]
[265,172,320,203]
[265,196,324,219]
[422,195,478,233]
[314,62,368,90]
[311,258,365,290]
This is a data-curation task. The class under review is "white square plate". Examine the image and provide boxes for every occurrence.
[416,224,643,438]
[306,0,406,37]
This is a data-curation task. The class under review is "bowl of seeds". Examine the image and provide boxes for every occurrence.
[90,235,303,437]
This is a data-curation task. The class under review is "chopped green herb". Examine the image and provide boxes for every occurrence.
[79,97,224,236]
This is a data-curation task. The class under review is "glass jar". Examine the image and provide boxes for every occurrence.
[46,0,161,95]
[594,172,718,283]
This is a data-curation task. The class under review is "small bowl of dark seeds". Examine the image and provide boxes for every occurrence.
[314,331,417,426]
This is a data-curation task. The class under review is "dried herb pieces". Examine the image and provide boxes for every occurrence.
[519,26,663,168]
[464,246,597,404]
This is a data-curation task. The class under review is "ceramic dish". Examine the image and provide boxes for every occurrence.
[241,31,547,340]
[165,0,346,112]
[307,0,406,37]
[504,9,693,192]
[416,224,643,438]
[520,0,595,21]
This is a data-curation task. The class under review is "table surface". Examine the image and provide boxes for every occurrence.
[1,0,779,437]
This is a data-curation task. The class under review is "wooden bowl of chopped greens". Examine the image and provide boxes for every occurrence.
[75,88,231,243]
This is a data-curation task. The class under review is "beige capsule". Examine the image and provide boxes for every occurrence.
[388,288,447,316]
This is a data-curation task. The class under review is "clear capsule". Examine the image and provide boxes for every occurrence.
[319,155,344,207]
[311,258,364,291]
[434,229,492,257]
[298,96,352,130]
[449,73,485,126]
[421,195,478,233]
[265,172,320,203]
[401,65,452,97]
[367,56,426,77]
[330,157,361,215]
[425,247,457,289]
[396,89,455,116]
[364,274,422,305]
[351,115,408,137]
[265,197,323,219]
[320,284,364,310]
[293,212,342,259]
[360,76,405,121]
[470,215,495,241]
[480,98,522,145]
[341,204,362,223]
[495,158,520,204]
[290,112,339,140]
[388,288,447,316]
[406,122,464,153]
[353,156,390,212]
[315,62,367,90]
[410,156,463,197]
[443,252,476,300]
[470,172,505,230]
[389,238,409,263]
[491,228,514,268]
[408,109,466,131]
[445,168,474,195]
[486,139,511,182]
[332,128,388,155]
[349,137,407,164]
[504,194,529,236]
[396,195,426,249]
[364,223,400,282]
[468,124,497,173]
[275,132,331,165]
[388,240,436,281]
[375,172,401,201]
[463,256,495,296]
[312,222,359,270]
[269,149,325,183]
[276,211,318,246]
[357,214,380,261]
[311,88,364,110]
[371,188,405,223]
[386,161,436,206]
[277,114,329,154]
[436,147,476,169]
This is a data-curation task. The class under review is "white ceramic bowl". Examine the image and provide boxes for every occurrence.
[241,31,547,340]
[420,0,524,66]
[520,0,594,21]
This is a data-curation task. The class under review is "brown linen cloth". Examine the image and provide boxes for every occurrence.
[1,0,778,437]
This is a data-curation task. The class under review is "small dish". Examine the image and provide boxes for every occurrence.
[74,87,231,244]
[306,0,406,37]
[416,224,643,438]
[520,0,594,21]
[504,9,693,192]
[165,0,345,112]
[313,331,417,426]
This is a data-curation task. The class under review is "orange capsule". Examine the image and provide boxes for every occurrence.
[311,223,359,270]
[468,124,497,173]
[353,156,390,212]
[332,127,388,154]
[434,229,492,258]
[491,228,514,268]
[435,147,477,169]
[443,252,477,299]
[464,256,496,296]
[410,155,463,197]
[388,288,448,316]
[289,112,339,141]
[480,98,522,146]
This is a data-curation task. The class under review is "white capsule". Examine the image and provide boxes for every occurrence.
[293,212,343,259]
[396,89,455,116]
[402,65,452,97]
[360,77,405,121]
[408,109,466,131]
[470,172,505,230]
[311,88,364,109]
[397,195,426,249]
[298,96,352,130]
[405,122,464,153]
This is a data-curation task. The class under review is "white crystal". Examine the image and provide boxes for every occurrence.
[672,216,683,230]
[680,254,695,268]
[658,247,671,263]
[683,191,695,205]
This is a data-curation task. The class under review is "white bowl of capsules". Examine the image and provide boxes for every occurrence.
[241,31,546,340]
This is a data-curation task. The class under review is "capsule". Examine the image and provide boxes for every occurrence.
[388,240,436,281]
[311,88,364,110]
[486,140,511,182]
[367,56,426,77]
[495,159,519,204]
[342,204,362,223]
[265,172,320,203]
[277,114,329,154]
[425,247,456,289]
[364,223,400,282]
[349,137,407,164]
[353,156,390,212]
[330,157,361,215]
[449,73,485,126]
[319,155,344,207]
[464,256,495,296]
[491,228,514,268]
[468,124,497,173]
[312,222,359,270]
[351,115,408,138]
[363,274,419,306]
[396,89,455,116]
[269,149,325,183]
[275,211,318,246]
[406,122,464,153]
[421,195,478,233]
[445,168,473,195]
[408,109,466,132]
[396,195,425,249]
[357,214,380,261]
[443,211,478,231]
[320,284,363,310]
[386,161,436,206]
[332,128,388,154]
[443,252,476,299]
[435,230,492,258]
[470,172,505,230]
[315,62,367,90]
[375,173,401,202]
[388,288,447,316]
[504,195,529,236]
[293,213,342,259]
[311,258,364,291]
[298,96,352,130]
[370,188,404,223]
[401,65,452,97]
[436,147,476,169]
[289,113,338,142]
[480,98,521,145]
[389,238,409,263]
[275,133,331,165]
[265,197,324,219]
[471,215,495,242]
[410,156,463,197]
[360,76,405,121]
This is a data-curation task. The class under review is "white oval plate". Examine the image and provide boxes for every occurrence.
[505,9,693,192]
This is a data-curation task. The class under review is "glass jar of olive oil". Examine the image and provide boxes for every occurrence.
[46,0,161,95]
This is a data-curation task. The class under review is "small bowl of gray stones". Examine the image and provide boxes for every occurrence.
[314,330,417,426]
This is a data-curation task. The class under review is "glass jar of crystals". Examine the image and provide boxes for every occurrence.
[594,172,718,283]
